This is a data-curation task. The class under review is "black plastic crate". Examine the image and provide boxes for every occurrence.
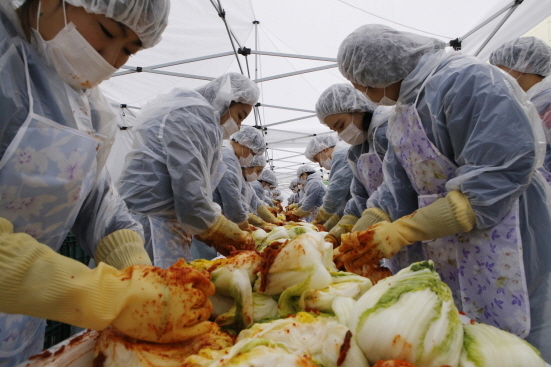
[43,232,90,349]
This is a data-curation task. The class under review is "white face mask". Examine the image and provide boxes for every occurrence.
[338,117,368,145]
[222,116,239,139]
[238,146,254,167]
[245,171,260,182]
[319,150,333,170]
[32,2,117,89]
[362,86,397,106]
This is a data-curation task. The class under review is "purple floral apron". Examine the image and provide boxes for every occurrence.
[0,52,103,365]
[388,83,530,337]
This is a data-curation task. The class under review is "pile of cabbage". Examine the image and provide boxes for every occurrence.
[185,224,545,367]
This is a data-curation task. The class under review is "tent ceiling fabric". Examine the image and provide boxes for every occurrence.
[101,0,551,188]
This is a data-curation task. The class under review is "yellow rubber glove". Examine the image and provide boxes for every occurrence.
[248,213,268,227]
[292,207,311,218]
[324,214,359,247]
[257,205,283,224]
[312,207,332,225]
[96,229,152,269]
[287,203,299,211]
[196,215,255,256]
[340,191,476,270]
[238,220,251,231]
[351,207,391,232]
[0,230,215,344]
[324,214,341,231]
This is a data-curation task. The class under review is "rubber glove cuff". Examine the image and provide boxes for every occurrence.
[324,215,341,231]
[248,213,267,227]
[96,229,152,270]
[257,205,280,224]
[312,207,332,224]
[351,207,391,232]
[325,214,358,247]
[0,217,13,234]
[294,207,311,218]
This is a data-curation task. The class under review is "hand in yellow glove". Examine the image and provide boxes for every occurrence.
[339,191,476,272]
[257,205,283,225]
[287,203,299,211]
[312,207,333,225]
[324,214,359,247]
[290,207,311,218]
[196,215,256,256]
[248,213,268,227]
[351,207,391,232]
[238,220,252,232]
[0,225,215,344]
[96,229,152,269]
[324,214,341,231]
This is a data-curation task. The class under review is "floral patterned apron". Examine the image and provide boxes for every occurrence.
[0,52,102,366]
[388,78,530,337]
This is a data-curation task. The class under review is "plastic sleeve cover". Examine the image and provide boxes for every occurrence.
[322,148,353,215]
[213,144,249,224]
[72,168,144,258]
[300,178,326,212]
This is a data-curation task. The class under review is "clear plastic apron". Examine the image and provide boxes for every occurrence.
[356,122,384,196]
[0,52,101,366]
[388,74,530,337]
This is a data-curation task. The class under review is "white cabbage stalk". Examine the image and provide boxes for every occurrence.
[332,297,357,328]
[253,233,333,316]
[215,292,279,327]
[184,338,318,367]
[210,252,262,329]
[459,323,545,367]
[238,312,369,367]
[299,272,372,313]
[252,228,268,247]
[209,293,234,318]
[350,261,463,367]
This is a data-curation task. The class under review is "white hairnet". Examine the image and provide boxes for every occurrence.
[249,153,267,168]
[304,134,338,162]
[231,126,265,154]
[64,0,170,48]
[315,83,375,123]
[272,188,281,196]
[489,37,551,77]
[259,169,277,187]
[337,24,446,88]
[195,72,260,116]
[289,178,299,190]
[297,164,317,176]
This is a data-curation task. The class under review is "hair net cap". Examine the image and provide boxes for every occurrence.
[196,72,260,116]
[489,37,551,77]
[297,164,317,176]
[304,135,339,162]
[272,188,281,196]
[249,153,267,168]
[315,83,375,124]
[259,169,278,187]
[289,178,299,190]
[65,0,170,48]
[337,24,446,88]
[231,126,266,155]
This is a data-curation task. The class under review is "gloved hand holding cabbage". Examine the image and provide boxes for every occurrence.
[339,191,475,273]
[196,215,255,256]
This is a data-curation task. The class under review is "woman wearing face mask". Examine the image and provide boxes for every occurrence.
[287,178,300,206]
[118,73,259,267]
[335,24,551,358]
[0,0,212,365]
[288,165,326,222]
[489,37,551,180]
[304,134,352,231]
[241,154,283,229]
[313,84,391,246]
[253,169,278,207]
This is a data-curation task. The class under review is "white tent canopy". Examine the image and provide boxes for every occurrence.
[102,0,551,189]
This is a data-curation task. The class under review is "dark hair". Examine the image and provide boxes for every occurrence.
[361,110,373,131]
